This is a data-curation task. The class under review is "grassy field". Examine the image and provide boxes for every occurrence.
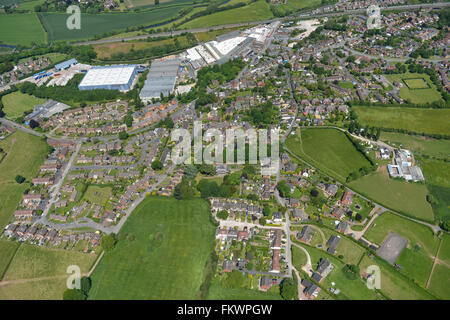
[417,157,450,189]
[395,245,434,287]
[17,0,45,10]
[206,277,282,300]
[285,128,372,181]
[2,243,97,280]
[0,13,46,46]
[349,168,434,222]
[380,132,450,158]
[385,73,442,104]
[0,277,69,300]
[353,106,450,136]
[1,91,45,119]
[89,196,216,299]
[82,185,112,207]
[438,234,450,264]
[292,245,308,270]
[428,263,450,299]
[0,240,20,279]
[364,212,439,256]
[0,131,49,231]
[39,6,185,42]
[180,0,273,29]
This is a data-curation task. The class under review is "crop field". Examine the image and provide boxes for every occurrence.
[39,6,185,42]
[180,0,273,29]
[129,0,193,8]
[385,73,442,104]
[89,197,216,299]
[0,131,49,231]
[0,13,46,46]
[1,91,45,119]
[285,128,372,182]
[380,132,450,158]
[353,106,450,136]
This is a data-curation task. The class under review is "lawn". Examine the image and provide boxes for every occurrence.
[0,131,49,231]
[89,196,217,299]
[2,243,97,280]
[349,168,434,222]
[180,0,273,29]
[0,240,20,279]
[364,212,439,257]
[292,245,308,270]
[385,73,442,104]
[427,263,450,300]
[1,91,45,119]
[0,13,46,46]
[353,106,450,136]
[379,132,450,158]
[82,185,112,207]
[39,6,185,42]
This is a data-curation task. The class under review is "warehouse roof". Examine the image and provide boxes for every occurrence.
[79,65,137,87]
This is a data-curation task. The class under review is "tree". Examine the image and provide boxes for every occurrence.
[118,131,129,140]
[259,217,266,226]
[124,114,133,128]
[355,213,362,221]
[15,175,25,184]
[63,289,86,300]
[198,163,216,175]
[29,119,40,129]
[280,277,297,300]
[343,264,360,280]
[217,210,229,220]
[151,160,163,170]
[310,189,319,197]
[100,234,116,251]
[262,205,271,217]
[80,276,92,296]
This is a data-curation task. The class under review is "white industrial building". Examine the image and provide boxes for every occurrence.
[78,65,138,91]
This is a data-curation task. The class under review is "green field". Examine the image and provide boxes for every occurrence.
[353,106,450,136]
[180,0,273,29]
[0,240,20,279]
[285,128,372,181]
[428,263,450,299]
[427,184,450,222]
[292,245,308,270]
[89,197,216,299]
[395,245,434,287]
[0,277,69,300]
[82,185,112,206]
[17,0,45,11]
[1,91,45,119]
[39,6,185,42]
[206,278,282,300]
[0,131,49,231]
[0,13,46,46]
[385,73,442,104]
[350,169,434,222]
[380,132,450,158]
[418,157,450,189]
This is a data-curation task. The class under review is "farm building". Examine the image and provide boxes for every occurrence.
[139,58,181,102]
[54,58,78,71]
[78,65,138,91]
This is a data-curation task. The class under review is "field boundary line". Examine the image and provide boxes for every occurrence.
[425,237,442,289]
[0,242,21,281]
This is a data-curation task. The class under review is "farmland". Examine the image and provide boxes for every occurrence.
[39,6,185,42]
[385,73,442,104]
[353,106,450,136]
[0,13,46,46]
[0,131,49,231]
[180,0,273,29]
[285,128,372,181]
[0,240,20,279]
[89,197,217,299]
[380,132,450,158]
[1,91,45,120]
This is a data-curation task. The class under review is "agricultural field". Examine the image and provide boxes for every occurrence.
[427,263,450,299]
[39,6,185,42]
[1,91,45,119]
[0,277,69,300]
[180,0,273,29]
[17,0,45,11]
[0,131,49,231]
[350,169,434,222]
[417,157,450,189]
[353,106,450,136]
[0,13,46,46]
[385,73,442,104]
[285,128,372,182]
[0,240,20,279]
[380,132,450,158]
[89,197,216,299]
[275,0,322,14]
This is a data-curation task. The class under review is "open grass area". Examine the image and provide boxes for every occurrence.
[206,277,282,299]
[180,0,273,29]
[380,132,450,158]
[427,184,450,222]
[292,245,308,270]
[349,169,434,222]
[1,91,45,119]
[395,245,434,287]
[0,131,49,231]
[0,13,46,46]
[417,157,450,189]
[0,240,20,279]
[427,263,450,299]
[0,277,68,300]
[39,6,185,42]
[358,254,436,299]
[82,185,112,207]
[3,243,97,280]
[385,73,442,104]
[364,212,439,257]
[89,196,216,299]
[353,106,450,136]
[438,234,450,265]
[285,128,371,182]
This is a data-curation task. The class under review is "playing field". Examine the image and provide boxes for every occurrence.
[0,13,46,46]
[285,128,372,182]
[89,197,216,299]
[353,106,450,136]
[39,6,184,42]
[1,91,45,120]
[385,73,442,104]
[180,0,273,29]
[350,169,434,222]
[0,131,49,231]
[380,132,450,158]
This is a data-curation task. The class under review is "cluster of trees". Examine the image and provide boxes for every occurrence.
[0,85,18,118]
[348,122,381,141]
[276,180,291,198]
[197,176,236,198]
[245,101,279,127]
[156,116,174,129]
[63,276,92,300]
[196,58,245,89]
[100,233,117,251]
[280,274,298,300]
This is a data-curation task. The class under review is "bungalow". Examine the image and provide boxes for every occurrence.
[336,221,349,234]
[341,190,353,206]
[326,235,341,255]
[317,258,333,278]
[297,225,313,243]
[331,207,346,220]
[292,208,308,221]
[301,279,320,298]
